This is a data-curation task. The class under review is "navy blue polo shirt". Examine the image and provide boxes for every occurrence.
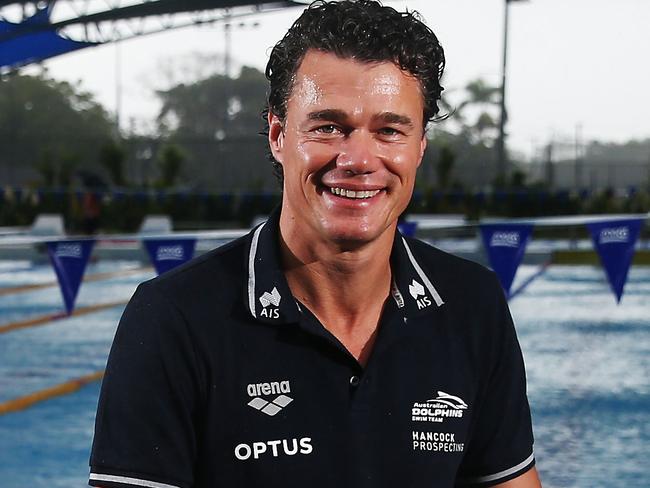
[89,209,535,488]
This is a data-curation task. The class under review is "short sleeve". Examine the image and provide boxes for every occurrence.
[89,282,202,488]
[456,279,535,486]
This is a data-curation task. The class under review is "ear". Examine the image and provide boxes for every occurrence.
[416,134,427,168]
[268,111,285,164]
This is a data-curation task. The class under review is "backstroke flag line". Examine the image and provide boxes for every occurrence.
[587,219,644,303]
[46,240,95,315]
[480,223,533,298]
[143,238,196,276]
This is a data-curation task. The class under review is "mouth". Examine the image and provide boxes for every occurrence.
[328,187,383,200]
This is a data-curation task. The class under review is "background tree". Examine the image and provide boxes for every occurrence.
[454,79,501,146]
[0,72,114,186]
[156,65,274,191]
[156,143,185,188]
[99,140,127,187]
[436,145,456,190]
[423,78,511,190]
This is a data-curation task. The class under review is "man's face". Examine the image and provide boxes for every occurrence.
[268,49,427,247]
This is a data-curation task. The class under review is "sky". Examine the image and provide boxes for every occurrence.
[22,0,650,160]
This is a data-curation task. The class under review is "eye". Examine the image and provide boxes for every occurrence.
[378,127,402,137]
[314,124,341,134]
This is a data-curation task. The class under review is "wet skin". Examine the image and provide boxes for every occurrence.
[268,49,427,254]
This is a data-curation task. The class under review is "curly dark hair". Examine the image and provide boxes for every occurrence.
[264,0,446,181]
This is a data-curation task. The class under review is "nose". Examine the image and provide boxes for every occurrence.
[336,130,380,174]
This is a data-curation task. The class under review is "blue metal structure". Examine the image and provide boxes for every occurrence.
[0,0,299,71]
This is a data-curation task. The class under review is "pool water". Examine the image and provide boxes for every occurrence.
[0,261,648,487]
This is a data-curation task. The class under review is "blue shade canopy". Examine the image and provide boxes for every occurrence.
[0,1,298,70]
[0,29,97,69]
[0,8,98,70]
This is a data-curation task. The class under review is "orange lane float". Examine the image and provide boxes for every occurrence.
[0,370,105,416]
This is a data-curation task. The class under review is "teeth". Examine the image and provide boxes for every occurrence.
[330,187,381,199]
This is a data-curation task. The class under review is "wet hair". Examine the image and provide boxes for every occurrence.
[264,0,446,181]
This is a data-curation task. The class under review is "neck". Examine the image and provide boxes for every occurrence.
[279,210,395,340]
[281,235,393,315]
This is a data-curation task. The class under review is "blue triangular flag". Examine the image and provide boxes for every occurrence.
[587,219,643,303]
[46,240,95,315]
[143,238,196,275]
[398,220,418,237]
[479,224,533,298]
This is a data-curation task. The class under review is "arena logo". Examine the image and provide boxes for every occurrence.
[234,437,313,461]
[55,243,83,259]
[599,226,629,244]
[489,231,520,248]
[412,391,468,423]
[156,245,185,261]
[247,380,291,398]
[247,380,293,416]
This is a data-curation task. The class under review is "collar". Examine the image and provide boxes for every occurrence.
[389,231,445,318]
[245,207,444,325]
[245,206,301,324]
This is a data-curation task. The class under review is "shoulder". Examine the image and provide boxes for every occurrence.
[135,232,252,316]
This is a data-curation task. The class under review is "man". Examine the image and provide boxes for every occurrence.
[89,1,541,487]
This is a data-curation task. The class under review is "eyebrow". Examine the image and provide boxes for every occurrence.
[306,109,348,123]
[372,111,414,128]
[306,109,414,128]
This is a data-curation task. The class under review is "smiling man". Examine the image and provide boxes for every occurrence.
[89,1,541,487]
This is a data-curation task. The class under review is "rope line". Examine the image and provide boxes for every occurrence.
[509,260,552,300]
[0,266,152,297]
[0,300,128,335]
[0,371,105,416]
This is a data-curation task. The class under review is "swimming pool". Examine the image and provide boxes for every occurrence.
[0,260,648,487]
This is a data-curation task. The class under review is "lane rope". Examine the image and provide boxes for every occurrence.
[0,300,128,335]
[0,266,152,297]
[0,370,105,416]
[509,260,552,300]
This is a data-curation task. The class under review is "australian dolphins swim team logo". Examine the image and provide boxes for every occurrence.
[412,391,468,423]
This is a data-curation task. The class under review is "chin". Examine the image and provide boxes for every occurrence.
[321,221,386,246]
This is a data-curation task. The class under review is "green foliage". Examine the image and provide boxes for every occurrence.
[155,65,274,190]
[157,65,267,138]
[436,145,455,190]
[421,78,503,191]
[0,72,114,186]
[156,144,185,188]
[99,140,127,187]
[586,138,650,164]
[441,78,501,146]
[510,169,527,189]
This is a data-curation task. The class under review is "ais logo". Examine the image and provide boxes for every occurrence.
[409,279,431,310]
[259,287,281,319]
